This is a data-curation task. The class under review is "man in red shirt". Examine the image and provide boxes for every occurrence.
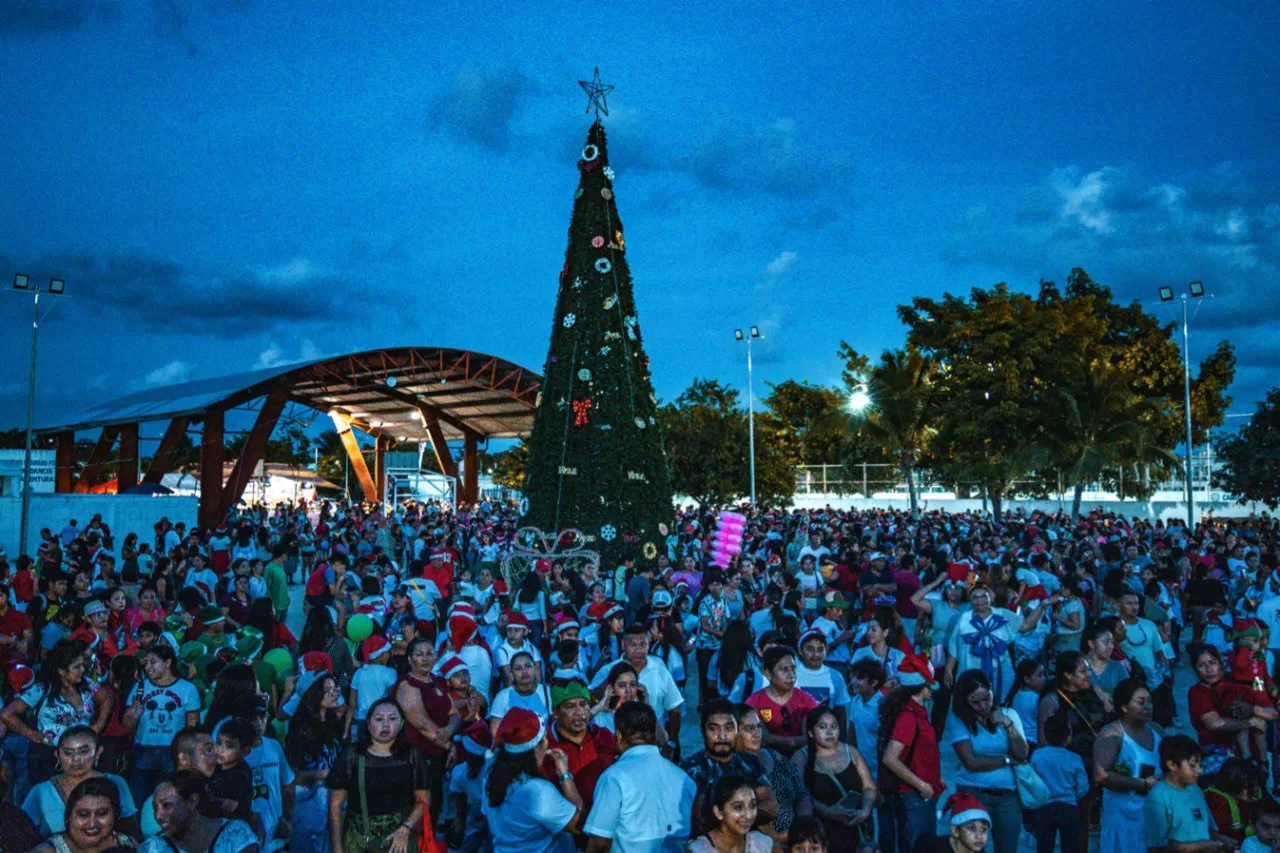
[0,584,33,670]
[541,682,617,809]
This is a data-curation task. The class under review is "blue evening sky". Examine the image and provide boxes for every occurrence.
[2,1,1277,440]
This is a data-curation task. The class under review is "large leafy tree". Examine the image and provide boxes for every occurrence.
[660,379,793,507]
[757,380,847,467]
[861,347,938,515]
[1215,388,1280,509]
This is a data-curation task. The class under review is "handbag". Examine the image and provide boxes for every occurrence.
[1014,762,1050,809]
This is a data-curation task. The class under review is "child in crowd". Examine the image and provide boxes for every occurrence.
[210,718,265,841]
[1029,716,1089,853]
[347,635,398,742]
[1204,757,1265,845]
[1144,735,1235,853]
[1242,796,1280,853]
[447,721,492,853]
[787,815,829,853]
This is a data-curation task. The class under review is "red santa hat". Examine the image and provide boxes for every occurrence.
[535,558,553,574]
[361,635,390,663]
[553,617,580,636]
[450,611,479,653]
[493,707,545,754]
[457,720,492,757]
[1021,585,1049,604]
[947,563,970,583]
[586,601,610,622]
[438,652,467,680]
[896,653,937,688]
[301,651,334,675]
[506,612,530,630]
[945,792,991,826]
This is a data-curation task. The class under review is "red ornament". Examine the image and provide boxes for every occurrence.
[572,398,593,426]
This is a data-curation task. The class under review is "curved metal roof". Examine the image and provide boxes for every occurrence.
[40,346,542,443]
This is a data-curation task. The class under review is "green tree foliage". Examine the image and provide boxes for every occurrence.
[660,379,793,508]
[757,380,847,467]
[225,422,312,472]
[520,121,673,565]
[490,442,528,490]
[1215,388,1280,509]
[833,347,938,515]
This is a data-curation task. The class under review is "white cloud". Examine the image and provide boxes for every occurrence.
[253,257,320,285]
[143,360,190,386]
[765,251,798,278]
[255,339,324,370]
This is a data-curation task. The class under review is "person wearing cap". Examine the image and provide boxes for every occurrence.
[347,635,399,742]
[911,792,992,853]
[583,700,696,852]
[860,552,897,599]
[542,682,618,810]
[795,629,851,727]
[496,612,544,686]
[809,590,854,675]
[482,706,585,853]
[880,653,943,853]
[447,720,493,853]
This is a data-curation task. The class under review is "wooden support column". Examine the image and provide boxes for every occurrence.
[73,427,120,493]
[216,383,291,522]
[336,424,377,502]
[117,423,140,493]
[198,410,225,529]
[415,403,459,497]
[55,431,75,493]
[144,417,189,484]
[374,435,389,503]
[462,432,479,505]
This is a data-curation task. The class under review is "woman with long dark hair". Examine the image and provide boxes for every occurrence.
[1,639,108,785]
[287,676,346,852]
[946,669,1028,853]
[21,725,138,839]
[733,703,809,843]
[326,698,428,853]
[714,620,760,700]
[1037,650,1109,851]
[30,776,135,853]
[686,775,774,853]
[515,571,549,651]
[877,654,942,853]
[481,706,582,852]
[851,606,906,681]
[792,705,873,850]
[1094,678,1162,853]
[587,605,624,677]
[205,663,264,729]
[300,607,353,689]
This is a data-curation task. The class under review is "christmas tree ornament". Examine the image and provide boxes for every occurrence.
[592,236,605,248]
[604,166,615,180]
[643,542,658,560]
[578,368,592,381]
[595,258,612,274]
[519,497,530,515]
[577,67,614,118]
[562,313,576,328]
[572,276,584,290]
[500,526,600,594]
[581,144,600,161]
[572,398,593,426]
[634,417,646,429]
[600,524,617,542]
[603,295,616,309]
[658,523,669,536]
[615,230,625,249]
[601,188,613,200]
[599,345,611,355]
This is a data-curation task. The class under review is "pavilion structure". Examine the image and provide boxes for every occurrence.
[37,347,540,527]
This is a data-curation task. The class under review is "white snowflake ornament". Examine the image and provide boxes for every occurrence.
[604,167,615,180]
[599,345,611,356]
[562,313,576,328]
[600,524,617,542]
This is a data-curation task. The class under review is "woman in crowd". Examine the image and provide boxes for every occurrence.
[1005,658,1047,744]
[1083,623,1129,704]
[1186,645,1275,775]
[32,776,136,853]
[22,725,137,840]
[714,620,761,701]
[1038,651,1109,851]
[481,707,583,853]
[300,608,353,689]
[687,775,775,853]
[1094,678,1163,853]
[125,643,202,804]
[878,654,942,853]
[326,698,428,853]
[591,661,639,732]
[489,651,552,732]
[850,606,906,681]
[946,585,1027,700]
[395,637,462,814]
[745,646,819,757]
[793,706,874,850]
[285,676,346,853]
[946,668,1028,853]
[733,703,810,843]
[139,770,259,853]
[1,639,108,785]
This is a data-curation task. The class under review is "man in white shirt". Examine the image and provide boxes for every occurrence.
[584,701,695,853]
[796,530,831,567]
[620,625,683,751]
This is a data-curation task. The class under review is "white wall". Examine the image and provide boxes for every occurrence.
[789,492,1271,520]
[0,494,199,556]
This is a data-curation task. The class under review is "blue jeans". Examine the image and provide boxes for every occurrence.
[129,745,173,806]
[2,734,31,805]
[957,786,1021,853]
[292,783,330,853]
[879,792,938,853]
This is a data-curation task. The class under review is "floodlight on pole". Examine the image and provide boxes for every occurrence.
[1189,280,1205,298]
[736,326,764,505]
[1161,281,1210,531]
[9,273,67,561]
[1159,286,1174,302]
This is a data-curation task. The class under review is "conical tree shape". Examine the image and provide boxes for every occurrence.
[521,121,673,570]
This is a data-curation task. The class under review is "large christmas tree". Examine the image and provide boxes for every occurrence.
[520,93,673,570]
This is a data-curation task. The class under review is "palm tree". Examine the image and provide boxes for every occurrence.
[1053,360,1180,519]
[821,347,937,515]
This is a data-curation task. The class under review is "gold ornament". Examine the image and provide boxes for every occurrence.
[643,541,658,560]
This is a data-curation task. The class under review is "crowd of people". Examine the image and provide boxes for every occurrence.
[0,498,1277,853]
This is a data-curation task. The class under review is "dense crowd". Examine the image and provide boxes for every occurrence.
[0,499,1278,853]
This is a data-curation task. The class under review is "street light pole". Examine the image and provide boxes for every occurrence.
[19,287,40,559]
[1180,293,1195,531]
[735,327,762,505]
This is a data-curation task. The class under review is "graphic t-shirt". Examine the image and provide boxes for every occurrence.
[794,664,851,709]
[745,688,820,738]
[129,678,201,746]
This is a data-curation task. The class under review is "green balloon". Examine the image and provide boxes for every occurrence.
[347,613,374,642]
[263,647,294,678]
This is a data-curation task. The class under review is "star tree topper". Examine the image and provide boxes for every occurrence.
[578,67,614,119]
